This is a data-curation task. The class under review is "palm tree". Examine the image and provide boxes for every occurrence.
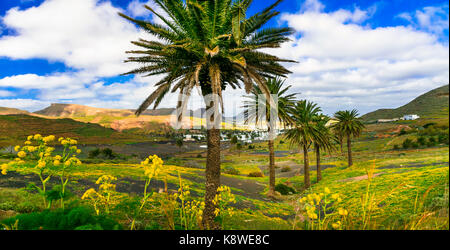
[284,100,324,189]
[119,0,294,229]
[313,114,335,182]
[333,110,365,167]
[243,77,296,195]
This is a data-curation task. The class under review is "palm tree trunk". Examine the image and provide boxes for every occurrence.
[347,134,353,167]
[268,139,275,196]
[303,144,310,189]
[202,127,221,229]
[316,145,321,182]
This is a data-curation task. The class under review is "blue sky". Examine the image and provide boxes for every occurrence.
[0,0,448,117]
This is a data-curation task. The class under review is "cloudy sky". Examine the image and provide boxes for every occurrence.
[0,0,448,117]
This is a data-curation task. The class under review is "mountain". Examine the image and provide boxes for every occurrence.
[361,84,449,121]
[0,107,29,115]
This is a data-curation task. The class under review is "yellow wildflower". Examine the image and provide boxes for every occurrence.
[17,151,26,158]
[332,221,341,229]
[1,164,8,175]
[37,161,46,169]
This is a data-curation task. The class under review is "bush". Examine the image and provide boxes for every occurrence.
[427,137,437,147]
[1,207,122,230]
[438,133,449,145]
[280,166,291,172]
[402,138,413,149]
[223,166,240,175]
[399,129,407,136]
[101,148,115,159]
[393,144,400,150]
[417,136,427,146]
[275,183,296,195]
[248,145,255,150]
[248,171,264,177]
[88,148,101,158]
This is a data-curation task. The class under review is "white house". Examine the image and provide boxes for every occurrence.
[402,114,420,120]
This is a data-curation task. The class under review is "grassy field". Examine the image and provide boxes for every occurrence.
[0,117,448,230]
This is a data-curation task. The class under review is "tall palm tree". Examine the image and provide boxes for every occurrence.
[284,100,324,189]
[333,109,365,167]
[313,114,334,182]
[119,0,294,228]
[243,77,297,196]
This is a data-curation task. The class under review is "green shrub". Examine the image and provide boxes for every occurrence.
[417,136,427,146]
[438,133,449,145]
[88,148,101,158]
[248,171,264,177]
[402,138,413,149]
[1,207,122,230]
[275,183,296,195]
[427,137,437,147]
[280,166,291,172]
[223,166,240,175]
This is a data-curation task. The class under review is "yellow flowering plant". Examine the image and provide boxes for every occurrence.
[174,172,205,230]
[6,135,82,210]
[55,137,82,210]
[212,185,236,229]
[297,187,348,230]
[130,154,163,230]
[82,175,118,215]
[9,134,57,208]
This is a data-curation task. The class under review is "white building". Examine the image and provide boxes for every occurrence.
[402,114,420,120]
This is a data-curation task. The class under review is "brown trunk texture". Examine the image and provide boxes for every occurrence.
[268,140,275,195]
[202,128,221,229]
[303,144,310,189]
[316,146,322,182]
[347,134,353,167]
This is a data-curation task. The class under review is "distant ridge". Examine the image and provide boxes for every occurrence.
[361,84,449,121]
[0,107,29,115]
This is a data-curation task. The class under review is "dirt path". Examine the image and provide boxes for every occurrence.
[258,161,337,178]
[176,172,269,201]
[338,172,385,182]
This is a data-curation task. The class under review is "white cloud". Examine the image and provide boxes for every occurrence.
[398,4,449,37]
[0,0,148,77]
[126,0,170,25]
[263,0,449,115]
[0,0,448,118]
[0,98,50,111]
[0,90,13,97]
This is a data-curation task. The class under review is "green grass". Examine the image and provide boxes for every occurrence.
[362,84,449,121]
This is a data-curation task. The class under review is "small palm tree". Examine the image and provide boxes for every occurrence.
[333,109,365,167]
[243,77,297,195]
[119,0,294,228]
[313,114,335,182]
[284,100,324,189]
